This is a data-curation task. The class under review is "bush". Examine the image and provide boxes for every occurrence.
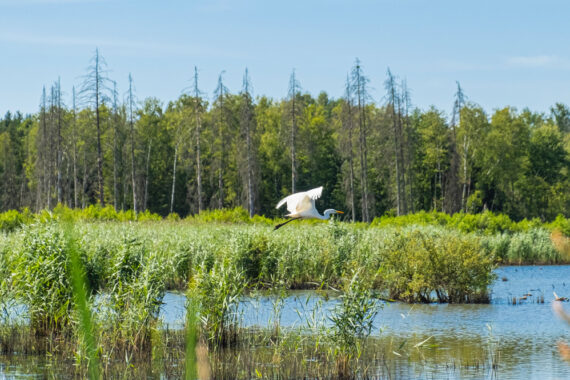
[376,227,495,303]
[0,209,33,232]
[549,214,570,236]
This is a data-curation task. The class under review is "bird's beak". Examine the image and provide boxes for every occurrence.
[336,211,344,214]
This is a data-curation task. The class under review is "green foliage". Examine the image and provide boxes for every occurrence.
[1,216,568,377]
[481,228,562,264]
[189,260,247,347]
[185,207,272,225]
[549,214,570,236]
[2,85,570,222]
[12,223,73,331]
[372,210,561,235]
[376,227,495,303]
[0,206,163,232]
[329,272,379,352]
[0,208,33,232]
[64,223,100,378]
[233,232,268,282]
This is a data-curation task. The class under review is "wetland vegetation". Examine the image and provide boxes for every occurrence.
[0,207,569,378]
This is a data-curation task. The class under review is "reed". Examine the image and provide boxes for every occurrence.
[64,222,100,378]
[1,213,568,377]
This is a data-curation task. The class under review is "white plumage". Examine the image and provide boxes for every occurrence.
[276,186,323,217]
[274,186,342,230]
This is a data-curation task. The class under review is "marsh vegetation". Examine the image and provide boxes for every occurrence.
[0,208,569,378]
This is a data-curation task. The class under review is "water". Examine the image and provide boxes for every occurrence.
[2,265,570,379]
[158,265,570,379]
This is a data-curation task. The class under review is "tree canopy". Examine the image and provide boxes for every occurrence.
[1,53,569,221]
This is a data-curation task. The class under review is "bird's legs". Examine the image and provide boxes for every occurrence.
[273,217,301,231]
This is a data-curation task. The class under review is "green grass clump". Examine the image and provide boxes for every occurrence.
[481,228,562,264]
[329,271,379,378]
[189,259,247,347]
[11,223,73,332]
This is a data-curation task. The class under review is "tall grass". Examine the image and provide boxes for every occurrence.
[0,211,568,377]
[328,271,379,378]
[64,222,100,379]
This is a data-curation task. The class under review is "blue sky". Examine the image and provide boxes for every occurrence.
[1,0,569,117]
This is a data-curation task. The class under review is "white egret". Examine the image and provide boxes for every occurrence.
[274,186,343,230]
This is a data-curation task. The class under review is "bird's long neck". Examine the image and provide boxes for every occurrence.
[321,209,334,220]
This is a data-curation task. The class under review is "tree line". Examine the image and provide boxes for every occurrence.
[1,50,569,221]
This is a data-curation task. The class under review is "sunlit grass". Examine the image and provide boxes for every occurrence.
[0,209,568,378]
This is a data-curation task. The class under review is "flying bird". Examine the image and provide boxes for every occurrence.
[274,186,343,230]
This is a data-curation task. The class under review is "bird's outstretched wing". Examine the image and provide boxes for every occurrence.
[276,186,323,214]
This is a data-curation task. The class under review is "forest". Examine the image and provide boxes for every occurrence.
[1,50,569,221]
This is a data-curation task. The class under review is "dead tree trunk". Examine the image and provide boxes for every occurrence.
[352,60,370,222]
[288,70,301,194]
[170,143,178,214]
[241,68,256,217]
[80,48,110,207]
[193,67,203,213]
[343,74,356,222]
[386,69,403,216]
[55,78,63,206]
[72,87,78,208]
[127,74,138,216]
[144,140,151,211]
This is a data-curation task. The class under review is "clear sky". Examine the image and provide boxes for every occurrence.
[1,0,569,118]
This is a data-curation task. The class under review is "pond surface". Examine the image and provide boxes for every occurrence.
[1,265,570,379]
[158,265,570,379]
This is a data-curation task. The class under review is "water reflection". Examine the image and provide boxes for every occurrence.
[156,265,570,379]
[2,265,570,379]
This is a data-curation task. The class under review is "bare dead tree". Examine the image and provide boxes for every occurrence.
[352,59,371,221]
[451,82,469,211]
[170,138,179,214]
[342,74,356,222]
[192,67,204,213]
[213,71,230,209]
[72,86,79,208]
[240,68,256,217]
[54,78,64,206]
[169,98,187,214]
[36,87,48,210]
[79,48,111,206]
[401,80,415,213]
[385,68,407,215]
[287,69,302,193]
[143,139,151,212]
[126,74,138,216]
[111,81,119,209]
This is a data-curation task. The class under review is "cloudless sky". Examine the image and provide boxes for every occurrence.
[1,0,569,117]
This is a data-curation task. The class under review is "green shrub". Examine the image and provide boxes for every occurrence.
[377,227,495,303]
[0,209,33,232]
[549,214,570,236]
